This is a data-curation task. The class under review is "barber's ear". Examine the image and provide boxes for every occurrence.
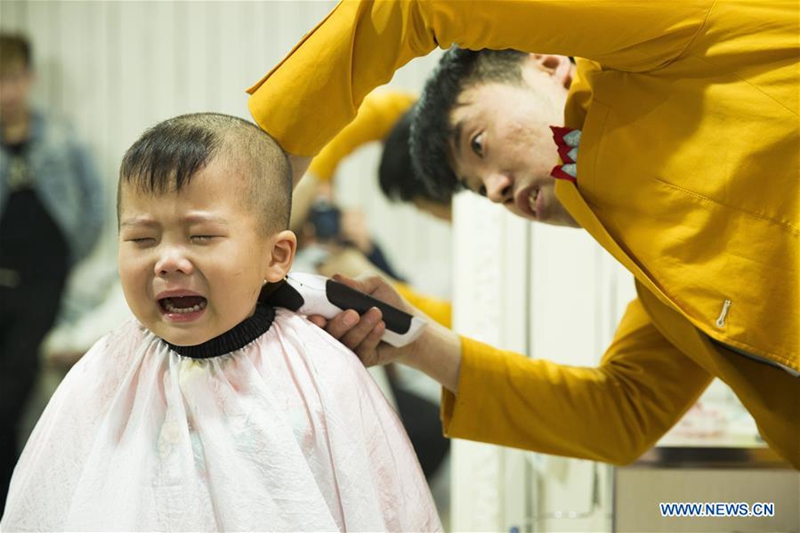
[530,54,574,90]
[263,230,297,282]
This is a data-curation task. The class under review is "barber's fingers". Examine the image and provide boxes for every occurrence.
[338,307,383,350]
[318,307,380,342]
[316,307,384,366]
[309,307,403,367]
[321,309,361,339]
[308,315,329,328]
[348,319,387,367]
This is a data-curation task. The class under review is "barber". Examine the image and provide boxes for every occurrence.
[247,1,798,468]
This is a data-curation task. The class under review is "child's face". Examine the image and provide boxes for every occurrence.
[118,158,292,346]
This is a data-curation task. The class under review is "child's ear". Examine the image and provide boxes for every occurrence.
[263,230,297,282]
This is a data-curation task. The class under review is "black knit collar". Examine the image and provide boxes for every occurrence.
[165,304,275,359]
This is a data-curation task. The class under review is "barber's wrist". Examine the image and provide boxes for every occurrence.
[402,321,462,394]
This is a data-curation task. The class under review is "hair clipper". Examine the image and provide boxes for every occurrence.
[262,272,426,347]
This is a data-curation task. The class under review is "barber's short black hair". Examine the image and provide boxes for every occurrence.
[118,112,292,233]
[0,33,32,72]
[410,48,527,200]
[378,109,448,205]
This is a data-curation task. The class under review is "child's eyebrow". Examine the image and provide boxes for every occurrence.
[120,214,231,228]
[181,214,230,226]
[119,217,157,229]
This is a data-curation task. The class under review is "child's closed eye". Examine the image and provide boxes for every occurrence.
[126,237,156,247]
[190,235,217,244]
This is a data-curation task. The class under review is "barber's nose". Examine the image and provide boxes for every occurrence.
[155,246,193,276]
[484,172,514,204]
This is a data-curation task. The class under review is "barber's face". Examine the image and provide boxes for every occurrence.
[448,57,579,227]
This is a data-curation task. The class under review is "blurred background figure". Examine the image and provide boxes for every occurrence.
[378,109,451,224]
[294,180,408,283]
[293,90,452,325]
[0,32,104,512]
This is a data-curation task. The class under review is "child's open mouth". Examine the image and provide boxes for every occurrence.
[159,296,208,315]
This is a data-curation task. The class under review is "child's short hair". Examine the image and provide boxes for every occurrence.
[118,112,292,233]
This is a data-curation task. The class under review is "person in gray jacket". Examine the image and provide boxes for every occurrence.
[0,32,103,512]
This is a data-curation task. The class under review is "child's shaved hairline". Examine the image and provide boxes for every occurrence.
[218,122,293,233]
[118,112,292,234]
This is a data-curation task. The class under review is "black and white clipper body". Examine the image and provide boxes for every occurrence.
[265,272,426,347]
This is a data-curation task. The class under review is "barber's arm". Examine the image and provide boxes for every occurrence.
[323,285,713,465]
[443,298,713,464]
[288,154,312,188]
[248,0,713,161]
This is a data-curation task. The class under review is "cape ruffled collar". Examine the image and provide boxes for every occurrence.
[165,304,275,359]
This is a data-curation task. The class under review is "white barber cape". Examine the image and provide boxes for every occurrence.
[1,307,441,532]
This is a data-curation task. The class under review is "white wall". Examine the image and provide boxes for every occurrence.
[450,191,637,532]
[525,223,635,533]
[0,0,451,296]
[449,193,532,532]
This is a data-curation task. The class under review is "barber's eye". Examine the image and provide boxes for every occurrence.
[471,133,484,157]
[190,235,215,243]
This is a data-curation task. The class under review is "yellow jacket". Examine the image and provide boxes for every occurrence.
[446,284,798,467]
[249,1,799,467]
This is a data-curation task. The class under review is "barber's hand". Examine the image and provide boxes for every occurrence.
[308,274,415,367]
[311,273,463,392]
[316,247,399,283]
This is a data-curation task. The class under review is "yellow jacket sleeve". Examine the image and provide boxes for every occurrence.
[393,282,452,329]
[248,0,713,156]
[308,91,417,182]
[441,297,713,465]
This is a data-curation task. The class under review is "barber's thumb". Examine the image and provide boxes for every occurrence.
[331,273,356,286]
[358,273,387,286]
